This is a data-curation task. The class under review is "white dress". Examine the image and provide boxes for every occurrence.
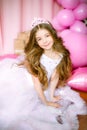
[0,54,87,130]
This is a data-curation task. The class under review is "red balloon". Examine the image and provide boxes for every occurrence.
[67,67,87,92]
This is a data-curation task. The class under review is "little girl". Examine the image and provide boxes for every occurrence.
[0,17,87,130]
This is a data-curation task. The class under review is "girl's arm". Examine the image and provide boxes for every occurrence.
[50,69,61,102]
[32,75,60,108]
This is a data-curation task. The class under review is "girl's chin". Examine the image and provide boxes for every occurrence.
[43,46,52,50]
[44,48,52,51]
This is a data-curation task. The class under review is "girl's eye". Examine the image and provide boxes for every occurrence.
[46,34,50,37]
[36,38,41,42]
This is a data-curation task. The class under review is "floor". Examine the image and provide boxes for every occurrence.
[78,115,87,130]
[74,89,87,130]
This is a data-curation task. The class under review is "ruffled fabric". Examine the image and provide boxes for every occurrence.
[0,55,87,130]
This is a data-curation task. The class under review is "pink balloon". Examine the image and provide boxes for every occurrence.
[52,16,66,31]
[57,9,75,27]
[67,67,87,92]
[80,0,87,3]
[0,54,18,60]
[70,21,87,34]
[61,0,80,9]
[60,31,87,68]
[59,29,71,37]
[56,0,62,5]
[73,3,87,20]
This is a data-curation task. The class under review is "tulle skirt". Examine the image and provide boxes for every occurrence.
[0,58,87,130]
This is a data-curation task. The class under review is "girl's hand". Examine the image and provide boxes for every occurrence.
[46,101,60,108]
[51,95,61,102]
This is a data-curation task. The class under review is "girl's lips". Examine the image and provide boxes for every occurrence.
[44,43,50,47]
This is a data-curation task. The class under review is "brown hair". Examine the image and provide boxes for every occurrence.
[24,22,72,90]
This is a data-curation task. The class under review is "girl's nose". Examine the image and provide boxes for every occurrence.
[43,38,47,43]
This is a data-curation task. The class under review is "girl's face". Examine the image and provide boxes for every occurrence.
[35,29,54,51]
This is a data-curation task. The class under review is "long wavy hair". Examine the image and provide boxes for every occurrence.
[24,22,72,90]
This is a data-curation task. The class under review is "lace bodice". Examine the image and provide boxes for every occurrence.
[40,53,63,80]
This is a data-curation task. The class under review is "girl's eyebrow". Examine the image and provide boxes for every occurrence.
[36,36,41,39]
